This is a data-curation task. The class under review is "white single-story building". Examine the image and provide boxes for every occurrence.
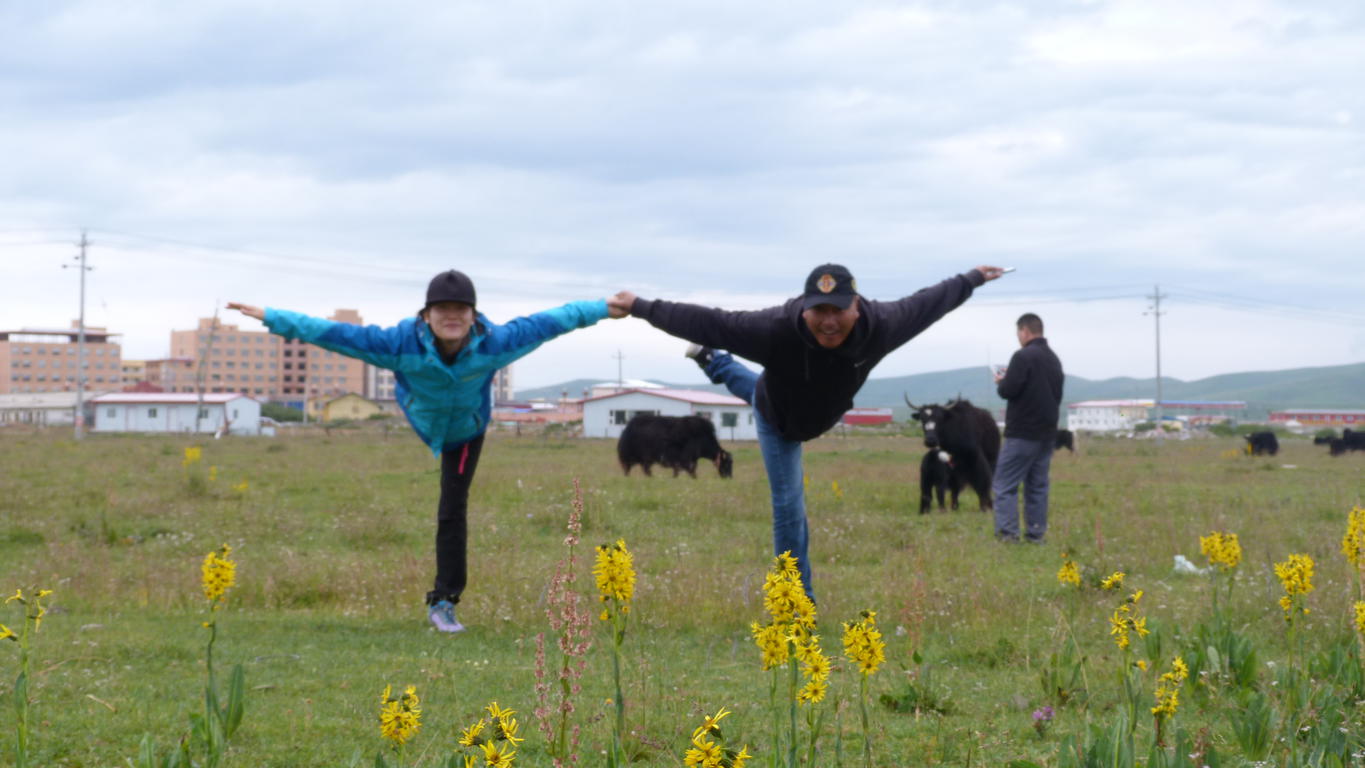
[581,388,756,440]
[91,392,264,435]
[0,391,94,427]
[1067,399,1153,432]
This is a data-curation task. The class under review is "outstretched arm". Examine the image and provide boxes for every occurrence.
[611,290,776,365]
[227,302,407,369]
[880,267,1004,350]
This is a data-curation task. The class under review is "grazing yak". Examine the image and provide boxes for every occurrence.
[617,414,733,479]
[1244,431,1279,456]
[1322,428,1365,457]
[1055,429,1075,453]
[906,396,1001,513]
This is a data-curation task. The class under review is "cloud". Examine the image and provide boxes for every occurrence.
[1,0,1361,392]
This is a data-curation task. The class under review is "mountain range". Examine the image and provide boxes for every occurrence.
[515,361,1364,421]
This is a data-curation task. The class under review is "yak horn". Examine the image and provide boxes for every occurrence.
[903,394,919,411]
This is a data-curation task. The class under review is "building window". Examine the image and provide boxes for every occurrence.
[721,412,738,428]
[612,410,627,425]
[106,408,115,417]
[148,408,158,417]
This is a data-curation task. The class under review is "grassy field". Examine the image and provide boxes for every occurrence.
[1,426,1363,766]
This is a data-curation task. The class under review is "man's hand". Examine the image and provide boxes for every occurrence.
[976,266,1008,281]
[226,302,264,321]
[607,291,636,318]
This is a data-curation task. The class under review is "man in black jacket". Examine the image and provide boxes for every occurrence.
[992,313,1065,543]
[609,264,1006,596]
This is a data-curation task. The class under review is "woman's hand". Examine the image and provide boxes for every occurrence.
[226,302,264,321]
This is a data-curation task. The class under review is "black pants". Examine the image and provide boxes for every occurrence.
[426,434,485,606]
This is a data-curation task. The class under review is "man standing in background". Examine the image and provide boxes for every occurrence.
[992,313,1064,543]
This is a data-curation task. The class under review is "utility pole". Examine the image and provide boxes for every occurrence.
[1145,284,1167,441]
[612,349,625,390]
[62,231,93,440]
[194,307,221,434]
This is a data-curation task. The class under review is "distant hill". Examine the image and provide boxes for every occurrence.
[516,362,1365,422]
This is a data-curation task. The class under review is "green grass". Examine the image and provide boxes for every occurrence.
[1,428,1363,766]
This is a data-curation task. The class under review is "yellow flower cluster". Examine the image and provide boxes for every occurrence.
[593,539,636,617]
[1199,531,1242,571]
[841,610,887,676]
[1342,506,1365,568]
[183,445,202,468]
[1100,572,1125,590]
[1109,589,1149,651]
[201,544,237,606]
[750,552,817,671]
[795,635,832,705]
[378,684,422,747]
[1150,656,1188,718]
[1273,553,1315,622]
[1355,602,1365,636]
[683,707,751,767]
[1056,555,1081,587]
[456,701,523,766]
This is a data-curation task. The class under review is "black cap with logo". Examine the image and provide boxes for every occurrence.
[425,270,477,310]
[800,264,858,310]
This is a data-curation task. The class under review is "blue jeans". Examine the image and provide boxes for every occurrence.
[992,437,1054,541]
[705,353,813,599]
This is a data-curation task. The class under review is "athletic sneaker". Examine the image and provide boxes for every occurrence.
[684,343,714,370]
[428,600,465,633]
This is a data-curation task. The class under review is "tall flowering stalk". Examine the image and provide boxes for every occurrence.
[456,701,524,767]
[196,544,245,768]
[1274,553,1315,672]
[841,610,886,768]
[377,684,422,764]
[1150,656,1188,746]
[683,707,752,768]
[3,588,52,768]
[534,479,593,767]
[751,552,818,767]
[1343,505,1365,599]
[1107,584,1148,732]
[592,539,636,766]
[1199,531,1242,616]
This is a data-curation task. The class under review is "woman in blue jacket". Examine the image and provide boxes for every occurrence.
[229,270,625,633]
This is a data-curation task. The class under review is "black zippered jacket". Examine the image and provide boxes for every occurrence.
[630,271,986,442]
[996,337,1064,441]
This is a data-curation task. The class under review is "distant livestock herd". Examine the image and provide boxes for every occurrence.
[613,413,1359,500]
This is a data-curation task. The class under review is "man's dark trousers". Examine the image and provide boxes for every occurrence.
[992,437,1053,542]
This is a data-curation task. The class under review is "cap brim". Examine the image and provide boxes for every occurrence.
[801,293,856,311]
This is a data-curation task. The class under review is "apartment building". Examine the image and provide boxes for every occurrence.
[0,323,122,395]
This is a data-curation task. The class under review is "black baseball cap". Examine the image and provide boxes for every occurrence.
[425,270,477,309]
[801,264,858,310]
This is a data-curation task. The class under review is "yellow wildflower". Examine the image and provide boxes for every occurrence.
[691,706,732,740]
[480,739,515,767]
[731,745,752,768]
[592,539,636,606]
[0,624,15,642]
[750,621,790,670]
[378,684,421,746]
[1273,553,1315,621]
[841,610,887,676]
[183,445,202,467]
[1101,572,1125,590]
[208,465,218,482]
[458,718,487,747]
[831,480,843,500]
[1342,506,1365,567]
[201,544,237,606]
[1151,655,1188,718]
[1355,602,1365,636]
[5,589,21,603]
[684,735,724,767]
[796,678,828,704]
[1056,556,1081,587]
[1199,531,1242,571]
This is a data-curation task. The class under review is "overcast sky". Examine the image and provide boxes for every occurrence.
[2,0,1362,390]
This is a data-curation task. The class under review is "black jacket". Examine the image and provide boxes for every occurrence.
[631,271,985,442]
[996,337,1064,441]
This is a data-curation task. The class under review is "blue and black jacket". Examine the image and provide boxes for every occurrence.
[263,300,610,455]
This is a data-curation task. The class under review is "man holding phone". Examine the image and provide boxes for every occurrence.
[992,312,1064,543]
